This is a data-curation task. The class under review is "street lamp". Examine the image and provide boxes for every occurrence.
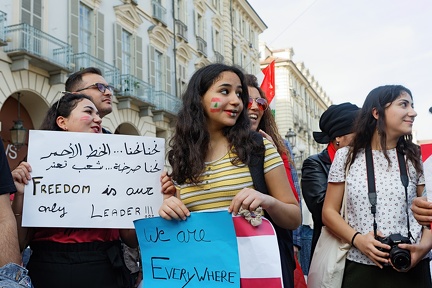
[285,128,296,147]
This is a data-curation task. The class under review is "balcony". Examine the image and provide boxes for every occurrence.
[196,36,207,57]
[153,90,181,116]
[4,23,72,79]
[72,52,120,89]
[175,19,187,42]
[0,11,6,46]
[152,0,167,25]
[214,51,224,63]
[117,74,155,116]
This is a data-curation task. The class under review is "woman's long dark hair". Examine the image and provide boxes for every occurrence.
[168,64,262,184]
[40,93,92,131]
[347,85,422,174]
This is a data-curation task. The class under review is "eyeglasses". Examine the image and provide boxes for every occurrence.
[248,97,268,111]
[75,83,114,94]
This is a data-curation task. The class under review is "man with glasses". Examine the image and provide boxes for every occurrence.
[65,67,114,133]
[65,67,141,285]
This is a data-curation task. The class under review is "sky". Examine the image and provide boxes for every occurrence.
[248,0,432,141]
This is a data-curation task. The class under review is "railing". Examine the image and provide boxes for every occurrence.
[152,0,167,24]
[4,23,72,69]
[214,51,224,63]
[175,19,187,41]
[72,52,120,89]
[0,11,6,44]
[196,36,207,57]
[119,74,154,104]
[153,90,181,115]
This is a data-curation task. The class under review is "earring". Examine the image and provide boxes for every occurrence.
[336,141,340,146]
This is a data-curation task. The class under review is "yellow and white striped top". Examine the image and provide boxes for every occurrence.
[177,139,283,211]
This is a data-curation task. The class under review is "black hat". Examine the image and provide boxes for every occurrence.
[313,102,360,144]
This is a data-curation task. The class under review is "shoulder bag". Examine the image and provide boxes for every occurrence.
[307,166,350,288]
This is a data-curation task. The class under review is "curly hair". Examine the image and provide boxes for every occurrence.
[40,93,93,131]
[244,74,290,160]
[346,85,422,174]
[168,64,263,184]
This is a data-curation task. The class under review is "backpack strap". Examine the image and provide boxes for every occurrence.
[249,132,268,194]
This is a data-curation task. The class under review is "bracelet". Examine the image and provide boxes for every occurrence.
[351,232,361,248]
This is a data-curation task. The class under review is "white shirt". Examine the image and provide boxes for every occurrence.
[328,146,424,266]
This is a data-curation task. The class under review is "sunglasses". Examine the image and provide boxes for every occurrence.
[75,83,114,94]
[248,97,268,111]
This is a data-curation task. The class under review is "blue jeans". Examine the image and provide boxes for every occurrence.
[0,263,32,288]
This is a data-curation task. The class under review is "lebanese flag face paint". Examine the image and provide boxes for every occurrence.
[210,97,221,112]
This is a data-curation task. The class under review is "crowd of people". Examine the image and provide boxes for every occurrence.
[0,63,431,288]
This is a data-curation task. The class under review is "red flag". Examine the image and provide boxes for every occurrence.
[260,60,276,104]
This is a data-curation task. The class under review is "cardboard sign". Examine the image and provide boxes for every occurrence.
[135,211,283,288]
[22,130,164,228]
[135,211,241,288]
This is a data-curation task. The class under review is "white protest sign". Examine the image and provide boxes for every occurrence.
[22,130,165,229]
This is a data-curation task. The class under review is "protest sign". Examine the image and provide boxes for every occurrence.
[421,143,432,202]
[134,211,241,288]
[135,211,283,288]
[22,130,164,228]
[234,216,283,287]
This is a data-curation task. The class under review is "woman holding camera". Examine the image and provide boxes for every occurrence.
[322,85,432,287]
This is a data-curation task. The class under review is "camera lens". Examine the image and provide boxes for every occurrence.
[391,249,411,270]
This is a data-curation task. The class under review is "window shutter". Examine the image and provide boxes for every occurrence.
[69,0,79,53]
[33,0,42,29]
[165,55,171,94]
[194,11,198,36]
[96,12,104,61]
[21,10,31,25]
[135,36,143,79]
[149,46,156,86]
[114,23,122,71]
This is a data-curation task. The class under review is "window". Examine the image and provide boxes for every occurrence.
[79,4,92,54]
[122,29,132,74]
[155,49,164,91]
[21,0,42,53]
[214,29,221,52]
[176,0,186,22]
[196,13,203,37]
[21,0,42,29]
[177,63,187,96]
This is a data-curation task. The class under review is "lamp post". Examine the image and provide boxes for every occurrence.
[10,92,27,150]
[285,128,296,147]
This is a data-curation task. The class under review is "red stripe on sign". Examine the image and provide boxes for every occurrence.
[241,277,283,288]
[233,216,275,237]
[421,144,432,162]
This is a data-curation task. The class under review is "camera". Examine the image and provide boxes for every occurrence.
[376,233,411,270]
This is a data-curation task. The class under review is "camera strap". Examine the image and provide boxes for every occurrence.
[365,145,413,241]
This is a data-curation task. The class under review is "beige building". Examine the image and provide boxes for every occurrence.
[0,0,266,169]
[259,44,332,170]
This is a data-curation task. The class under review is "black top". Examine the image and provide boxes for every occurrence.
[0,139,17,195]
[301,148,331,264]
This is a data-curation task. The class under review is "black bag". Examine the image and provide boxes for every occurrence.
[248,132,295,288]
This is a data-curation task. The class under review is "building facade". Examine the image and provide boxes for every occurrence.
[259,44,332,171]
[0,0,266,169]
